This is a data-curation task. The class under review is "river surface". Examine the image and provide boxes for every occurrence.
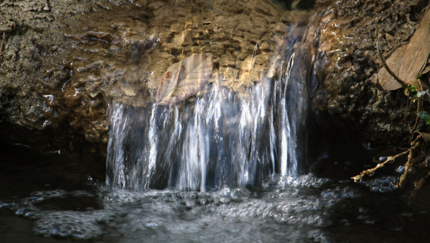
[1,136,430,243]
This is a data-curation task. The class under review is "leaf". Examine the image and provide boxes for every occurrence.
[407,85,416,91]
[156,53,213,105]
[398,8,430,82]
[378,45,406,91]
[378,8,430,90]
[414,131,430,145]
[418,110,430,120]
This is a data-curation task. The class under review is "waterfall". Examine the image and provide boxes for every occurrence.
[106,23,315,191]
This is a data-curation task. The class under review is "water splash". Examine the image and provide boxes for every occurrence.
[106,24,315,191]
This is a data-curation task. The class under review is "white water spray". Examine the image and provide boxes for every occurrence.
[106,25,314,191]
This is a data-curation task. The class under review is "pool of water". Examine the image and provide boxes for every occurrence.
[1,136,430,243]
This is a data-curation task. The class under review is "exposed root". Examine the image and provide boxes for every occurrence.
[397,138,421,188]
[411,101,421,133]
[375,24,409,88]
[372,15,430,198]
[410,154,425,165]
[410,170,430,198]
[351,136,422,184]
[351,149,409,182]
[376,23,425,133]
[410,80,424,133]
[415,154,430,168]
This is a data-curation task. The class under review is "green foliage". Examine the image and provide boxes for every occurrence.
[407,85,421,97]
[416,73,423,79]
[407,84,417,93]
[418,110,430,125]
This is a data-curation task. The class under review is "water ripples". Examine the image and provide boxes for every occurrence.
[0,174,357,242]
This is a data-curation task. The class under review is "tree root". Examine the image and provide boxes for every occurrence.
[376,24,424,133]
[410,80,424,133]
[351,135,421,186]
[351,150,409,182]
[410,170,430,198]
[370,20,430,198]
[397,137,421,188]
[375,24,409,88]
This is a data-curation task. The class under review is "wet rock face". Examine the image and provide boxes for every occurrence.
[0,0,312,154]
[0,0,110,153]
[1,0,427,155]
[313,0,429,145]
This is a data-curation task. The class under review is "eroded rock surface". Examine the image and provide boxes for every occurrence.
[0,0,310,154]
[1,0,429,155]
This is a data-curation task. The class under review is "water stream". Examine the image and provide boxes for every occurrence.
[106,23,314,191]
[2,136,430,243]
[2,2,430,243]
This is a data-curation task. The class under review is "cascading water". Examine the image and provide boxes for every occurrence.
[106,23,315,191]
[4,1,430,242]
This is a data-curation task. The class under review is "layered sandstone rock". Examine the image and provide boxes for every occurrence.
[0,0,312,154]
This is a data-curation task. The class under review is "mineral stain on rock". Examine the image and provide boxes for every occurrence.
[156,53,213,105]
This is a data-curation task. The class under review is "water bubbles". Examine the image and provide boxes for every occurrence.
[364,219,376,225]
[359,176,399,193]
[279,174,331,188]
[229,228,240,233]
[401,212,413,217]
[184,200,196,209]
[320,187,360,203]
[69,190,95,197]
[308,230,332,243]
[339,218,352,226]
[396,166,405,173]
[219,197,231,204]
[34,211,104,240]
[145,222,158,229]
[358,207,368,213]
[7,166,412,243]
[198,198,207,205]
[31,189,67,199]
